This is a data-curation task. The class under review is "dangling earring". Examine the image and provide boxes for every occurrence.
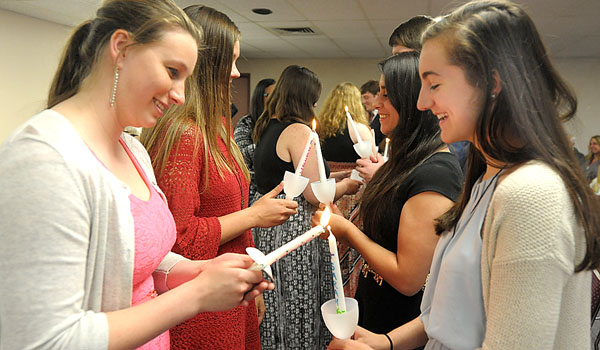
[110,66,119,107]
[491,93,497,99]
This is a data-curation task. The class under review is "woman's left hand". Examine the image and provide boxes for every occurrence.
[251,182,298,228]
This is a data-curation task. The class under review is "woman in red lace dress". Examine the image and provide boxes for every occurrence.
[142,5,297,350]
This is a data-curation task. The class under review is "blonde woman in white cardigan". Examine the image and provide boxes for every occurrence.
[0,1,272,349]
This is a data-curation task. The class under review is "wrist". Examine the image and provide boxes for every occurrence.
[244,205,259,228]
[383,333,393,350]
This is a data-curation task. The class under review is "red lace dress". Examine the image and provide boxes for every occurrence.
[153,124,259,350]
[123,139,177,350]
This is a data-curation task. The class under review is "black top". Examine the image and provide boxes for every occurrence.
[321,126,361,162]
[254,119,331,194]
[355,152,463,334]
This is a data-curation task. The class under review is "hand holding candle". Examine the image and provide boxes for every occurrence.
[247,207,331,278]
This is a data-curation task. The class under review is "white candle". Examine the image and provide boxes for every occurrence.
[312,120,327,183]
[262,225,324,266]
[327,226,346,313]
[295,134,313,176]
[260,207,332,266]
[383,138,390,159]
[345,106,363,143]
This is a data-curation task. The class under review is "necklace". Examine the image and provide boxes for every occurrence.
[453,166,505,236]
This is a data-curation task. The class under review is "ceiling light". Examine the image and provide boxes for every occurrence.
[252,8,272,15]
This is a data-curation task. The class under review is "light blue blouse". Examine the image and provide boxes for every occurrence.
[421,173,501,350]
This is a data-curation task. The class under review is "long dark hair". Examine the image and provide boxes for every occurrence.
[254,65,321,143]
[48,0,201,108]
[426,0,600,271]
[360,52,444,241]
[250,78,275,124]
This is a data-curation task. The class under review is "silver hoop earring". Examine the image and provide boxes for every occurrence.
[110,66,119,107]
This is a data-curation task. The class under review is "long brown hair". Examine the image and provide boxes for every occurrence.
[48,0,201,108]
[425,0,600,271]
[316,82,368,139]
[359,52,444,241]
[141,5,249,190]
[253,65,321,143]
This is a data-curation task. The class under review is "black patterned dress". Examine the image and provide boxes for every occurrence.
[253,119,334,349]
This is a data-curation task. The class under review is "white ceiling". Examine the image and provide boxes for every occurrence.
[1,0,599,59]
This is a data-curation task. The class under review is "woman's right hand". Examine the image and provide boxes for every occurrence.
[356,153,385,183]
[327,326,388,350]
[251,182,298,228]
[190,253,274,313]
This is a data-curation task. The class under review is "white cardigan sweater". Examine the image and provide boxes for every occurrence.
[480,161,590,349]
[0,110,185,349]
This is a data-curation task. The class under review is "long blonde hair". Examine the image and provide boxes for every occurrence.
[141,5,249,191]
[316,82,368,139]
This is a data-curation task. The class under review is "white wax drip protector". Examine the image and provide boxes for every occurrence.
[321,297,359,339]
[283,171,309,200]
[310,178,336,204]
[246,247,274,280]
[350,169,363,182]
[353,140,373,159]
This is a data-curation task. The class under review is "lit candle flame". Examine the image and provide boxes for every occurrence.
[344,105,349,113]
[320,206,331,227]
[386,138,390,144]
[312,119,317,131]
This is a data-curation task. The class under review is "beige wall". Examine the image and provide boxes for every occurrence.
[0,9,72,141]
[1,8,599,152]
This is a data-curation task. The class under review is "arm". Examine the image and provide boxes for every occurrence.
[323,191,451,295]
[480,169,578,349]
[107,253,272,350]
[328,317,428,350]
[160,131,296,256]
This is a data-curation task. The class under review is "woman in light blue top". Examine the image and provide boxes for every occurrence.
[328,1,600,349]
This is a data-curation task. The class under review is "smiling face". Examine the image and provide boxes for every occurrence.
[373,74,399,136]
[116,28,197,128]
[361,91,377,112]
[417,37,483,145]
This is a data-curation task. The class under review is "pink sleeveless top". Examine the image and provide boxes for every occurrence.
[121,139,177,350]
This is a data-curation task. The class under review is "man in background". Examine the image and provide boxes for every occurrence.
[360,80,385,147]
